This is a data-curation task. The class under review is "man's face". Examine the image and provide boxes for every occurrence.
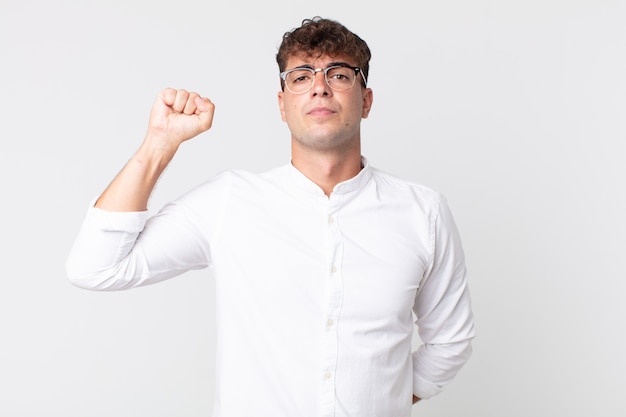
[278,54,373,153]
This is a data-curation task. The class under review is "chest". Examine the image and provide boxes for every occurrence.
[212,191,432,322]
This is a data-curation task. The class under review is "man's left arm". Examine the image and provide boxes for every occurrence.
[411,194,476,401]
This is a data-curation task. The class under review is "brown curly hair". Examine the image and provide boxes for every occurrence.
[276,17,371,89]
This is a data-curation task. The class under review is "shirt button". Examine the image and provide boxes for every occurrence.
[328,216,334,224]
[323,372,332,380]
[326,319,334,327]
[330,266,337,273]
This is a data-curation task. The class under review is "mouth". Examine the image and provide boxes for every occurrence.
[307,107,335,116]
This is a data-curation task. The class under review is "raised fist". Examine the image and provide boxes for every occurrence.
[146,88,215,150]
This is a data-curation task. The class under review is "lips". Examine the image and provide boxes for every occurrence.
[307,106,335,116]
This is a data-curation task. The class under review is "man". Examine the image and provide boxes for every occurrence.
[67,17,475,417]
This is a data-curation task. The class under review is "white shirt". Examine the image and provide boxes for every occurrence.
[67,159,475,417]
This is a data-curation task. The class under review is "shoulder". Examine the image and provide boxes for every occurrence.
[368,166,445,211]
[176,165,288,203]
[366,166,463,248]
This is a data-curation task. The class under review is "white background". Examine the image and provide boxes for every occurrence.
[1,0,625,416]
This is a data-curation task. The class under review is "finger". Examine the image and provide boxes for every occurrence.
[196,97,215,131]
[183,92,201,115]
[172,89,190,112]
[194,96,213,113]
[159,88,177,107]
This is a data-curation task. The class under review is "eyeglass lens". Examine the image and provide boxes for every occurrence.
[285,67,357,93]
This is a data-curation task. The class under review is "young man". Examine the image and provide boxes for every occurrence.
[67,17,475,417]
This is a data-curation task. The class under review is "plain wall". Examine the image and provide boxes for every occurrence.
[1,0,624,415]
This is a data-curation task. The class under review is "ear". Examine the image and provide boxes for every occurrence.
[361,88,373,119]
[278,91,287,122]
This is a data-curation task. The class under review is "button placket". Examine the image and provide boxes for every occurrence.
[318,198,344,417]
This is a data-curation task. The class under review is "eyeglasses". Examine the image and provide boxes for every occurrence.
[280,63,367,94]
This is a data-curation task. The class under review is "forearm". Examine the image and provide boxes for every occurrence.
[95,139,177,212]
[95,88,214,212]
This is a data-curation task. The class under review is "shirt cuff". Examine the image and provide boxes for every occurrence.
[413,373,443,400]
[87,198,148,233]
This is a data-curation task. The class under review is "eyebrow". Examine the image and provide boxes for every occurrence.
[294,61,352,70]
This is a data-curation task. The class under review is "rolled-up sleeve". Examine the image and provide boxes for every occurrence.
[66,199,210,291]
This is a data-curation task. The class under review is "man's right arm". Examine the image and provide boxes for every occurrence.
[96,88,215,212]
[66,88,215,290]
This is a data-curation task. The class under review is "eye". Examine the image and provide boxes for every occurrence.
[327,67,354,83]
[288,70,313,84]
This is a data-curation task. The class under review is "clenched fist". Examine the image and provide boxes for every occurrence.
[145,88,215,152]
[93,88,216,212]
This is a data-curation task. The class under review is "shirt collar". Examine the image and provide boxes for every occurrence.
[286,156,372,197]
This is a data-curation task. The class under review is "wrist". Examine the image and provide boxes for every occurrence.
[136,135,178,168]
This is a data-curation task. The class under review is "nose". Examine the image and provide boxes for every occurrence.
[311,69,331,96]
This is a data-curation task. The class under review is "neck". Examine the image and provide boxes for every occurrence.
[291,143,363,196]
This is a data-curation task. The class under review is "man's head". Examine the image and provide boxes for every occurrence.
[276,17,371,90]
[276,17,374,159]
